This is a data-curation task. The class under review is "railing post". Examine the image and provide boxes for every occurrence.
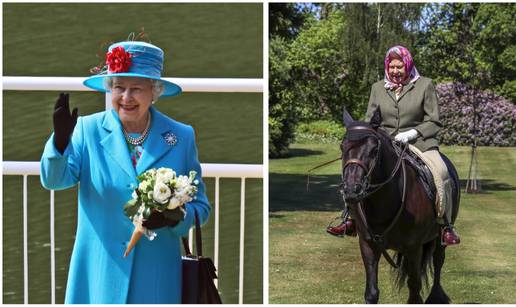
[50,190,56,304]
[214,177,220,288]
[105,93,112,110]
[23,175,29,304]
[238,178,246,304]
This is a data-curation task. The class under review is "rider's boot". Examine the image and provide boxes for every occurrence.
[441,224,460,245]
[327,210,357,237]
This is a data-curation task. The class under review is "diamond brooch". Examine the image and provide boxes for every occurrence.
[163,132,177,146]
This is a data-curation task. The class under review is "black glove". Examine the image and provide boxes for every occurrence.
[53,93,78,154]
[142,207,185,230]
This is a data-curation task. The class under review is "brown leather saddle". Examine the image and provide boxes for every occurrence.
[393,144,458,217]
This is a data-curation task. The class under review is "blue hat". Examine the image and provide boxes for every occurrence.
[83,41,182,97]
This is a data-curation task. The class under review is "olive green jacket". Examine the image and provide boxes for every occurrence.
[365,76,442,152]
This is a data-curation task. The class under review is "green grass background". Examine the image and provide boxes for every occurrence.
[270,143,516,303]
[3,3,263,304]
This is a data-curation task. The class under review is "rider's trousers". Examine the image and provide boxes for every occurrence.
[408,145,453,224]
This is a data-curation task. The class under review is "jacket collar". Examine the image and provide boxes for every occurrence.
[100,109,136,178]
[386,82,415,103]
[135,107,175,175]
[398,82,415,101]
[100,106,175,178]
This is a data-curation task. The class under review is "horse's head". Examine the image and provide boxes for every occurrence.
[340,106,383,203]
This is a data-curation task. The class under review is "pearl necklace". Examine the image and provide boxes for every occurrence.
[123,113,152,146]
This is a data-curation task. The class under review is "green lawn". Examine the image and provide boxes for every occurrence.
[270,144,516,304]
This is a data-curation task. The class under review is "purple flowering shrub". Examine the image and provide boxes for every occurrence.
[436,83,516,146]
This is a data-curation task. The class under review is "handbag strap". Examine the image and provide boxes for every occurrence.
[182,210,203,257]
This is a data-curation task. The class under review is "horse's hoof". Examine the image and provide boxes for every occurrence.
[425,286,451,304]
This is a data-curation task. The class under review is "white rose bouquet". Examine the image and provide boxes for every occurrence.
[123,167,199,257]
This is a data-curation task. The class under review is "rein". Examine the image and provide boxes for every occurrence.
[305,125,410,268]
[359,142,408,198]
[306,157,341,191]
[356,149,407,268]
[340,126,410,269]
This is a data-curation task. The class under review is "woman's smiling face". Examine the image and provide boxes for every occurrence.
[388,58,407,84]
[111,76,154,129]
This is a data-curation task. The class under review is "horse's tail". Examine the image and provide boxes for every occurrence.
[392,240,434,291]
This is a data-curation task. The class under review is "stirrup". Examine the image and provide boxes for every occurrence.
[327,209,349,228]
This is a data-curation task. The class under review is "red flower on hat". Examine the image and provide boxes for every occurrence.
[106,46,132,73]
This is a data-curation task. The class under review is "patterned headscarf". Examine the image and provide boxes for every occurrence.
[383,45,420,91]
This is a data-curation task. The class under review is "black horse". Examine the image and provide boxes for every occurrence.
[340,108,460,304]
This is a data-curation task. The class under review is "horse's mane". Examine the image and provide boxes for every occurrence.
[375,128,394,146]
[346,121,393,146]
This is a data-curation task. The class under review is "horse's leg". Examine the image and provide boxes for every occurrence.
[359,238,381,304]
[405,247,424,304]
[425,238,451,304]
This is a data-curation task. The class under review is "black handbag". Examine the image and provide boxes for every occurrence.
[181,211,222,304]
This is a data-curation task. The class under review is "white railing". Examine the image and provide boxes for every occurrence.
[3,162,262,304]
[3,76,263,304]
[3,76,263,93]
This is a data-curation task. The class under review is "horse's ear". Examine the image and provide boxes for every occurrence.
[342,105,354,127]
[369,106,382,129]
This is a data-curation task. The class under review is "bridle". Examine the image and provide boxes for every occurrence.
[341,127,380,196]
[341,126,407,199]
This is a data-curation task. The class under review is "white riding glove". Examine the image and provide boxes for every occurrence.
[394,129,419,143]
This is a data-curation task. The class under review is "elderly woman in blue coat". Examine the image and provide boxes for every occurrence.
[40,41,211,303]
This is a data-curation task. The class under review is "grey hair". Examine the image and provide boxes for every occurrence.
[104,77,164,103]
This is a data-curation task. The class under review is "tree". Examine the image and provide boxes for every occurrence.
[283,3,423,122]
[287,10,347,120]
[269,3,311,40]
[416,3,516,102]
[269,10,346,157]
[269,37,296,157]
[269,3,311,157]
[473,4,516,101]
[268,3,424,157]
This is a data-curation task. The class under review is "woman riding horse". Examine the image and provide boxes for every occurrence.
[327,45,460,245]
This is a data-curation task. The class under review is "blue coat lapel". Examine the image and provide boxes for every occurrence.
[136,107,175,175]
[100,110,137,179]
